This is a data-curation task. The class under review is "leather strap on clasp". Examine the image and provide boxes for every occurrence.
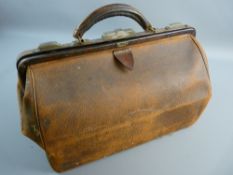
[113,48,134,70]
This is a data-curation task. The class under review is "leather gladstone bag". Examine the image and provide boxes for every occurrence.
[17,3,212,172]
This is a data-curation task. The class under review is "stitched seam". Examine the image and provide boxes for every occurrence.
[29,67,46,149]
[189,35,210,79]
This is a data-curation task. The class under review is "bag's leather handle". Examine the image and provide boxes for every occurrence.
[73,3,155,42]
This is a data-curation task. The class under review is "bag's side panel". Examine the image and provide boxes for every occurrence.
[29,34,211,172]
[17,69,44,148]
[190,35,211,79]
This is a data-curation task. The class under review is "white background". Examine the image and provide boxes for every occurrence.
[0,0,233,175]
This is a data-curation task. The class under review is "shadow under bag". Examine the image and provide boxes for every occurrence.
[16,3,212,172]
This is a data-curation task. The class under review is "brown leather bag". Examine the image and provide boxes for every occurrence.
[17,3,212,172]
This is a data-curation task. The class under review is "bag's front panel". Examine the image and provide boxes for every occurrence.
[28,34,211,171]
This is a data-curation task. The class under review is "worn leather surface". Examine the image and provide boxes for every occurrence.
[17,33,211,172]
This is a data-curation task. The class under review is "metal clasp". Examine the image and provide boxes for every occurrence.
[38,41,61,51]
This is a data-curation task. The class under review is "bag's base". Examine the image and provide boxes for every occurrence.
[46,97,210,172]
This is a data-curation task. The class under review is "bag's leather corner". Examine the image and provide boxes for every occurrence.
[46,155,64,173]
